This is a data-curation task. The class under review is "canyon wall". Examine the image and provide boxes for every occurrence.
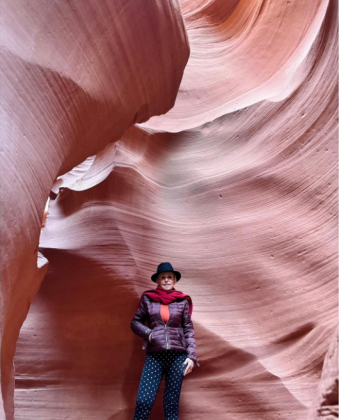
[0,1,189,418]
[1,0,337,419]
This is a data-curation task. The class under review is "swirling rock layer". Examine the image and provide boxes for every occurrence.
[1,0,338,419]
[0,0,188,418]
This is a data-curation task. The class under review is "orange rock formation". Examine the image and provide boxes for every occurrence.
[1,0,337,419]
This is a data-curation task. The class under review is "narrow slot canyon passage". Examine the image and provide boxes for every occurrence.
[1,0,338,419]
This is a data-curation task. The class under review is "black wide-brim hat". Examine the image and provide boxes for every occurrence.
[151,262,181,282]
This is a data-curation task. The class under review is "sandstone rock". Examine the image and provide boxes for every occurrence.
[0,1,189,418]
[1,0,337,419]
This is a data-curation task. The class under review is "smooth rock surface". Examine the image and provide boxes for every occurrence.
[0,0,189,418]
[17,0,338,416]
[143,0,331,131]
[2,0,338,419]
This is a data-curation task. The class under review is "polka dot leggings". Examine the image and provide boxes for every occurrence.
[133,350,187,420]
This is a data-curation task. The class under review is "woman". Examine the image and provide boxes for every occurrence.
[130,262,200,420]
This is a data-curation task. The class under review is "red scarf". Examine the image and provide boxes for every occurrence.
[137,285,193,315]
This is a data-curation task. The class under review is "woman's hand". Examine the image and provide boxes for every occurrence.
[182,358,194,376]
[148,332,152,342]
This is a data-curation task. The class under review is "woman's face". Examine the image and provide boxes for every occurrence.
[156,271,176,290]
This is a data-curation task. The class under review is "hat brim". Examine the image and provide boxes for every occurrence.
[151,270,181,282]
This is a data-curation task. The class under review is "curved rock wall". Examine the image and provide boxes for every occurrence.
[1,0,337,419]
[0,1,189,418]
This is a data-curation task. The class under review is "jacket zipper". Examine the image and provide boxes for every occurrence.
[157,303,200,366]
[165,324,169,349]
[160,303,171,349]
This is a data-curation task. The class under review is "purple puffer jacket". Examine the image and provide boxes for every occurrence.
[130,295,200,367]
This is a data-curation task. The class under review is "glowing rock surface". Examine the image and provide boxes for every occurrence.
[1,0,337,419]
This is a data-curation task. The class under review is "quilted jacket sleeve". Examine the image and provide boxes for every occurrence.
[130,295,152,341]
[182,300,200,367]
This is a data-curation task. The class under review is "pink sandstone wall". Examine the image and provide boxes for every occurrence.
[1,0,337,419]
[0,0,189,418]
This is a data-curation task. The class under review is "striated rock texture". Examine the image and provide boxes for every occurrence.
[0,0,189,418]
[1,0,337,419]
[143,0,332,132]
[309,328,338,419]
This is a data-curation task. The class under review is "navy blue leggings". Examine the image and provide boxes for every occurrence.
[133,350,187,420]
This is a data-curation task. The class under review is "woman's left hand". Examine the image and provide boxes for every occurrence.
[182,358,194,376]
